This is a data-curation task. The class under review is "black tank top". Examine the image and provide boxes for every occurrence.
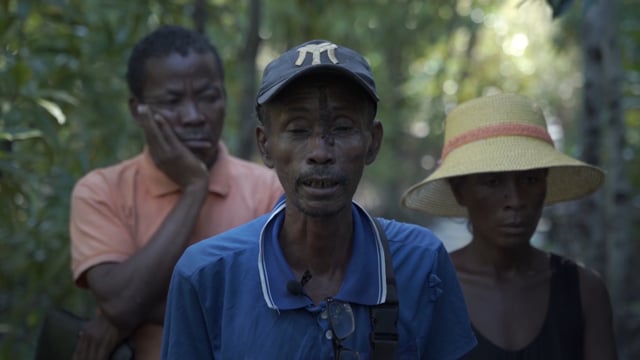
[462,254,584,360]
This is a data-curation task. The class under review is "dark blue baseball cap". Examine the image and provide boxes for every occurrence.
[257,40,378,105]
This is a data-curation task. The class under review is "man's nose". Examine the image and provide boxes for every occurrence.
[306,131,335,164]
[180,101,205,124]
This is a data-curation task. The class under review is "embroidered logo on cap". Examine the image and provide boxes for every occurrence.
[295,42,339,66]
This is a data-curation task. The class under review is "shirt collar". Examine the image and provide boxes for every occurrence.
[258,197,387,311]
[141,142,232,197]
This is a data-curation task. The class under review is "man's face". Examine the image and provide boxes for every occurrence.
[257,75,382,218]
[136,50,226,167]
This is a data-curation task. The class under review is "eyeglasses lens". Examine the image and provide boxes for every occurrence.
[327,300,360,360]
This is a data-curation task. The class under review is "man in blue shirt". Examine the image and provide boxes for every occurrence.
[162,40,476,359]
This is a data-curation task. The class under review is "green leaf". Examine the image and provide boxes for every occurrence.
[0,129,42,141]
[36,99,66,125]
[37,90,79,106]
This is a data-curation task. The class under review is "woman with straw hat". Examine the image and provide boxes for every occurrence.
[402,93,617,359]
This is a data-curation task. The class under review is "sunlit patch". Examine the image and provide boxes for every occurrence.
[502,33,529,57]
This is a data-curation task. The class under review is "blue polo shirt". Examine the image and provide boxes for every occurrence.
[162,198,476,359]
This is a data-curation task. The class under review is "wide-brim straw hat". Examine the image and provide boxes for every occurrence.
[401,93,605,217]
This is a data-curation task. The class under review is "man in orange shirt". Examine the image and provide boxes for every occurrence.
[69,25,282,360]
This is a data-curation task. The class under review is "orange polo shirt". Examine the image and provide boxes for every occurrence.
[70,142,283,360]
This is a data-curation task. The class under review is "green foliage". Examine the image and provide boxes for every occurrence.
[545,0,575,18]
[0,0,200,357]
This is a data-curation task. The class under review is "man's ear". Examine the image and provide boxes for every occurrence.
[256,125,274,168]
[365,120,383,165]
[129,97,143,125]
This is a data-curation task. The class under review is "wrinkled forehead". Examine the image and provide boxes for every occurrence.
[141,51,223,92]
[271,72,370,106]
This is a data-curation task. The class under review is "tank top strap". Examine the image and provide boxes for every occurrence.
[545,253,584,359]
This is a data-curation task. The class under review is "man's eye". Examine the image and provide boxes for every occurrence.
[331,117,356,133]
[284,120,310,134]
[157,98,180,107]
[333,125,353,132]
[199,92,221,103]
[287,127,309,134]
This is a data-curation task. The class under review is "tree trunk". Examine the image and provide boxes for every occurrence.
[192,0,207,34]
[597,0,630,315]
[237,0,262,160]
[576,0,607,274]
[580,0,630,356]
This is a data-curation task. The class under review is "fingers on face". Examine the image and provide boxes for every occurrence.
[136,104,149,115]
[137,105,177,150]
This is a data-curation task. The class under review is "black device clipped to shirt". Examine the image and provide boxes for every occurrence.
[286,269,312,296]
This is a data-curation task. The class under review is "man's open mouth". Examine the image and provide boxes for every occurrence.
[302,179,339,188]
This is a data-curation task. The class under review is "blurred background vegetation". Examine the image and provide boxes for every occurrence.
[1,0,638,358]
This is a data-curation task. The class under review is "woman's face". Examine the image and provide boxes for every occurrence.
[451,169,548,248]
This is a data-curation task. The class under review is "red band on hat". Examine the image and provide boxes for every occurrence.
[441,123,553,160]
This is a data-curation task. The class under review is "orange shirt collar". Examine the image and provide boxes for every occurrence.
[141,143,232,197]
